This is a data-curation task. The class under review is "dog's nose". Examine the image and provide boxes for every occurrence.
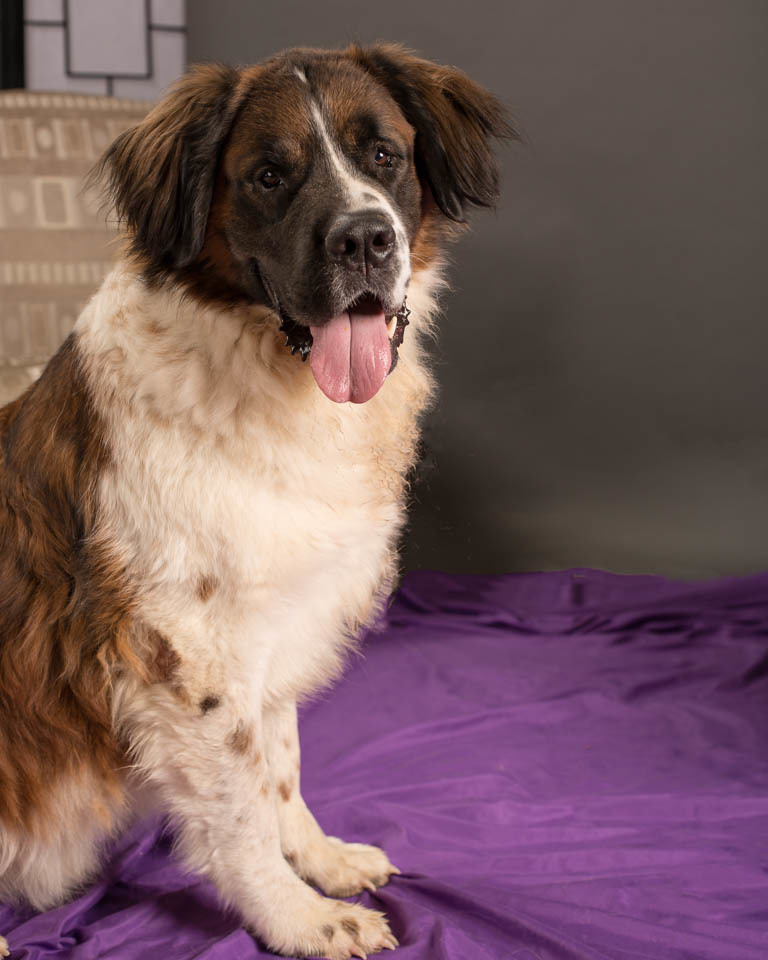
[325,214,396,273]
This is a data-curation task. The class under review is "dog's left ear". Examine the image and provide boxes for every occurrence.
[349,43,517,222]
[91,63,246,271]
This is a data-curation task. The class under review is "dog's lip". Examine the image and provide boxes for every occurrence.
[307,292,395,328]
[278,292,408,363]
[278,291,402,359]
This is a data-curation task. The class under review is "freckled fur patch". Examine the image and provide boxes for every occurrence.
[341,917,360,937]
[230,722,253,755]
[199,695,221,714]
[322,924,335,941]
[147,628,180,685]
[169,681,192,706]
[278,780,291,802]
[196,574,218,603]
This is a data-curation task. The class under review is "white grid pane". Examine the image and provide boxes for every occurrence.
[26,25,107,94]
[68,0,148,77]
[112,29,185,101]
[150,0,185,28]
[25,0,64,21]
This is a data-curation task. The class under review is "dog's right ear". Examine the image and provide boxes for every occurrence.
[91,64,245,272]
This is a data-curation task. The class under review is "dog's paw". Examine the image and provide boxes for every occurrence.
[266,897,398,958]
[0,934,9,958]
[300,836,401,898]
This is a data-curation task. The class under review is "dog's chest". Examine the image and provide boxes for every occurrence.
[80,265,432,700]
[102,402,404,700]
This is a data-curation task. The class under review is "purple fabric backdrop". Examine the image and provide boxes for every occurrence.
[3,568,768,959]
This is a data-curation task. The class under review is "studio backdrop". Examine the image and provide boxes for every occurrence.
[188,0,768,579]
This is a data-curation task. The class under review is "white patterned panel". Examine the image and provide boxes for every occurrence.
[68,0,149,77]
[0,261,112,285]
[0,298,83,367]
[0,175,109,230]
[0,93,149,377]
[0,103,140,161]
[0,91,150,112]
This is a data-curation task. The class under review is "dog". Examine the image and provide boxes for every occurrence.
[0,44,510,959]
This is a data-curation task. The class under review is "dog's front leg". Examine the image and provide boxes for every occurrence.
[119,686,397,958]
[264,701,400,898]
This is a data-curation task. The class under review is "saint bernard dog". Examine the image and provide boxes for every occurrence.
[0,44,510,959]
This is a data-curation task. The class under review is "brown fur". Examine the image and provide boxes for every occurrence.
[147,628,181,684]
[90,64,248,282]
[230,722,254,756]
[348,43,516,221]
[0,334,146,833]
[196,575,218,604]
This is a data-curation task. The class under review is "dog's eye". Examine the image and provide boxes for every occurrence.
[259,169,282,189]
[374,147,394,168]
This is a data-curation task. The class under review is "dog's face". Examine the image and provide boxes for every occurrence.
[217,57,420,327]
[96,45,512,402]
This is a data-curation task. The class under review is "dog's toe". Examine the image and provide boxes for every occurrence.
[264,894,396,959]
[0,934,9,957]
[306,837,400,898]
[326,902,397,959]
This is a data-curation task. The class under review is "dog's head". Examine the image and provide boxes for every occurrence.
[95,44,513,403]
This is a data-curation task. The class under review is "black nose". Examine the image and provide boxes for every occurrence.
[325,214,396,273]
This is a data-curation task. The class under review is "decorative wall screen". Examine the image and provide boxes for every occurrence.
[0,90,150,400]
[25,0,185,100]
[0,2,184,400]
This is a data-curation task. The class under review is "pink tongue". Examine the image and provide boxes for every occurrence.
[309,304,391,403]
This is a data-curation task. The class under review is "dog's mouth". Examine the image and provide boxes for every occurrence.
[278,293,410,404]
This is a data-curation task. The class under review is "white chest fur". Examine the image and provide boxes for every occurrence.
[77,265,437,705]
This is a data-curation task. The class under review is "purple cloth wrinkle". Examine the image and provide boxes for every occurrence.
[3,567,768,958]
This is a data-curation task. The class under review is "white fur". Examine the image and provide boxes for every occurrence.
[81,261,438,706]
[0,261,439,957]
[264,702,400,897]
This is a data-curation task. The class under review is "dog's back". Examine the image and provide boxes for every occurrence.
[0,336,134,908]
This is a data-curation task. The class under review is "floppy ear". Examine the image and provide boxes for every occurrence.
[91,63,245,271]
[349,43,516,222]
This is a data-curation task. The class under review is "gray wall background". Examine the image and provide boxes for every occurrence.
[188,0,768,579]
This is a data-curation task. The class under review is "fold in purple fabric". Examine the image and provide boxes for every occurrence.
[3,569,768,959]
